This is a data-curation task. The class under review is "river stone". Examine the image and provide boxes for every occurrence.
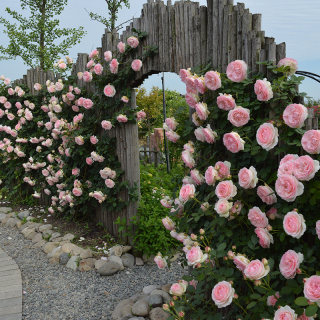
[135,257,144,266]
[15,220,22,228]
[50,232,61,240]
[150,290,171,303]
[31,232,43,243]
[5,218,17,228]
[33,240,46,248]
[0,215,9,224]
[43,229,53,238]
[121,253,135,268]
[0,213,7,222]
[111,298,134,320]
[149,294,163,308]
[66,256,79,271]
[142,285,160,295]
[122,245,132,253]
[161,284,172,293]
[109,245,123,257]
[22,227,36,240]
[0,207,12,214]
[47,246,63,259]
[97,260,122,276]
[17,210,30,220]
[38,224,52,232]
[149,308,169,320]
[80,248,93,259]
[131,300,149,316]
[59,252,70,265]
[62,233,75,241]
[79,258,96,272]
[94,259,106,270]
[43,242,60,254]
[109,255,124,270]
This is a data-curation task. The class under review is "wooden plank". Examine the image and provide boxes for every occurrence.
[194,4,201,68]
[218,0,227,70]
[184,1,190,68]
[174,2,182,71]
[252,34,261,74]
[222,4,232,71]
[276,42,286,64]
[168,2,175,72]
[200,6,207,66]
[206,0,213,63]
[252,14,261,32]
[211,0,219,69]
[236,3,245,60]
[241,9,252,65]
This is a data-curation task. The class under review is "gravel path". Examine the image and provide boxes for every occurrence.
[0,225,184,320]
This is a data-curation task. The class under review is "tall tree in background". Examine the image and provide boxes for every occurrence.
[0,0,86,70]
[88,0,130,31]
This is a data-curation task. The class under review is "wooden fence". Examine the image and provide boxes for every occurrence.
[12,0,289,240]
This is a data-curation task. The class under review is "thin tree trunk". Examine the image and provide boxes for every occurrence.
[39,0,47,70]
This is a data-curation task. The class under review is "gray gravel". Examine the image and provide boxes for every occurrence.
[0,225,185,320]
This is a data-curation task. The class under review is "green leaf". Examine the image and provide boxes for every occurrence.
[305,304,318,317]
[295,297,309,306]
[247,301,257,309]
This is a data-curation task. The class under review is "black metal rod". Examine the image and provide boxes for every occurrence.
[161,72,171,173]
[296,71,320,84]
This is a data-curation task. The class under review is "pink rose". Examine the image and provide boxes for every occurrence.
[233,254,250,272]
[283,103,308,128]
[204,71,221,91]
[179,68,191,83]
[186,246,208,266]
[278,154,299,176]
[194,77,206,94]
[255,227,273,248]
[294,155,320,181]
[170,282,187,297]
[110,59,119,74]
[205,166,218,186]
[75,136,84,145]
[165,117,178,131]
[194,127,205,142]
[105,179,115,188]
[226,60,247,82]
[104,50,112,62]
[117,114,128,123]
[203,124,217,144]
[160,197,172,209]
[101,120,112,130]
[154,253,167,269]
[89,49,99,58]
[228,106,250,127]
[316,220,320,240]
[185,92,198,108]
[186,76,197,92]
[223,132,245,153]
[190,169,204,185]
[214,199,233,218]
[215,161,231,179]
[257,185,277,205]
[179,184,195,202]
[72,168,80,176]
[94,63,103,75]
[121,96,129,103]
[301,130,320,154]
[72,187,82,197]
[86,59,95,69]
[267,292,280,306]
[162,217,175,231]
[279,249,303,279]
[283,211,306,239]
[238,166,258,189]
[256,123,278,151]
[275,174,304,202]
[217,94,236,111]
[86,157,93,165]
[211,281,235,308]
[181,150,195,169]
[127,36,139,48]
[136,110,146,120]
[117,41,125,53]
[104,84,116,97]
[131,59,142,72]
[195,102,209,120]
[248,207,268,228]
[90,136,98,144]
[278,57,298,75]
[304,275,320,303]
[166,130,180,143]
[215,180,237,200]
[244,259,270,280]
[83,98,93,109]
[274,306,297,320]
[254,78,273,101]
[82,71,93,82]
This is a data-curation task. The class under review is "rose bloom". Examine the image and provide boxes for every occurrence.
[214,199,233,218]
[238,166,258,189]
[181,150,195,169]
[277,57,298,75]
[90,135,98,144]
[105,179,115,188]
[254,78,273,101]
[256,123,278,151]
[278,154,299,176]
[297,312,314,320]
[89,49,99,58]
[194,77,206,94]
[136,110,146,120]
[244,259,270,280]
[190,169,204,185]
[274,306,297,320]
[228,106,250,127]
[72,168,80,176]
[233,254,250,272]
[154,253,167,269]
[72,187,82,197]
[283,104,308,128]
[75,136,84,145]
[162,217,175,231]
[301,130,320,154]
[194,127,205,142]
[279,249,304,279]
[226,60,247,82]
[293,155,320,181]
[217,93,236,111]
[127,36,139,48]
[101,120,112,130]
[186,246,208,266]
[179,183,195,202]
[223,132,245,153]
[166,130,180,143]
[86,59,95,69]
[215,180,237,200]
[165,117,178,131]
[283,211,306,239]
[110,59,119,74]
[179,68,191,83]
[83,98,93,109]
[185,92,198,108]
[215,161,231,179]
[316,220,320,240]
[267,292,280,307]
[131,59,143,72]
[82,71,92,82]
[104,84,116,97]
[121,96,129,103]
[304,275,320,304]
[104,50,112,62]
[257,185,277,205]
[204,70,221,91]
[94,63,103,75]
[248,207,268,228]
[203,124,217,144]
[86,157,93,165]
[170,282,187,297]
[211,281,235,308]
[195,102,209,120]
[117,41,125,53]
[205,166,218,185]
[160,196,172,209]
[255,227,273,248]
[275,174,304,202]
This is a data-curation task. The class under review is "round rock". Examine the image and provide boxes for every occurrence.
[148,294,163,308]
[131,300,149,316]
[121,253,135,268]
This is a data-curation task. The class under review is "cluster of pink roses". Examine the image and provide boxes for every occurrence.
[163,117,180,143]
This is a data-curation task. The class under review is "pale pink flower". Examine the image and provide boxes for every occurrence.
[248,207,268,228]
[278,154,299,176]
[165,117,178,131]
[194,127,205,142]
[283,103,308,128]
[166,130,180,143]
[110,59,119,74]
[214,199,233,218]
[257,185,277,205]
[72,187,82,197]
[89,49,99,59]
[215,180,237,200]
[160,197,172,209]
[72,168,80,176]
[316,220,320,240]
[190,169,204,185]
[293,155,320,181]
[255,227,273,248]
[244,259,270,280]
[195,102,209,120]
[275,174,304,202]
[0,96,7,104]
[223,132,245,153]
[283,211,306,239]
[75,136,84,145]
[203,124,217,144]
[279,249,303,279]
[127,36,139,48]
[267,292,280,306]
[181,150,195,169]
[204,71,221,91]
[170,282,187,297]
[104,84,116,97]
[8,88,14,95]
[94,63,103,75]
[186,246,208,266]
[4,101,11,109]
[215,161,231,179]
[205,166,218,186]
[256,123,278,151]
[162,217,175,231]
[211,281,235,308]
[90,135,98,144]
[101,120,112,130]
[104,50,112,62]
[179,184,195,202]
[228,106,250,127]
[4,78,11,85]
[105,179,115,188]
[226,60,247,82]
[185,92,198,108]
[233,254,250,272]
[117,114,128,123]
[86,59,95,69]
[302,130,320,154]
[154,253,167,269]
[179,69,191,83]
[304,275,320,304]
[77,72,83,80]
[83,98,93,109]
[217,93,236,111]
[121,96,129,103]
[131,59,142,72]
[194,77,206,94]
[238,166,258,189]
[136,110,146,120]
[254,78,273,101]
[278,57,298,75]
[274,306,297,320]
[82,71,93,82]
[117,41,125,53]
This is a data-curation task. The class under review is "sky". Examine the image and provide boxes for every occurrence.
[0,0,319,100]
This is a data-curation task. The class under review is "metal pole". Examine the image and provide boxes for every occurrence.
[161,72,171,173]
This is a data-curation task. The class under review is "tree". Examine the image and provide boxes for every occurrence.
[87,0,130,31]
[0,0,86,70]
